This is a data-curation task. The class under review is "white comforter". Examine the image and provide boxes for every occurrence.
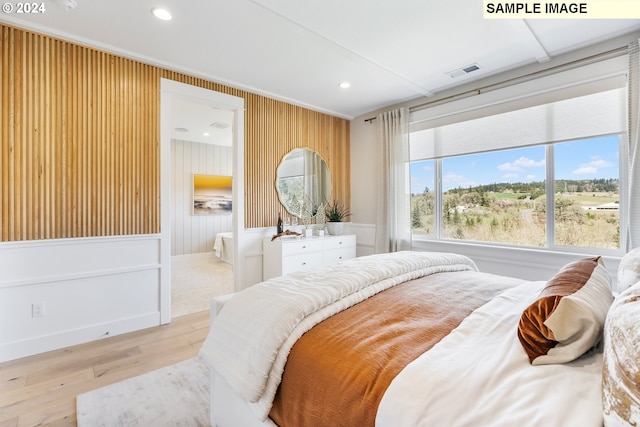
[377,279,604,427]
[199,251,478,420]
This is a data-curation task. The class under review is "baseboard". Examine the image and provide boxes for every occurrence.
[0,312,160,363]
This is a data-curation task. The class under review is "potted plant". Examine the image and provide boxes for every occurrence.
[325,200,351,235]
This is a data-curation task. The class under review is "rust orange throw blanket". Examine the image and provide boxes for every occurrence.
[269,271,514,427]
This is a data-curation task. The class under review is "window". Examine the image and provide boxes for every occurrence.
[408,79,627,254]
[553,136,621,249]
[441,145,546,246]
[410,160,435,235]
[410,136,622,251]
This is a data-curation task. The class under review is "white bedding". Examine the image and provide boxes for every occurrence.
[199,251,479,420]
[377,280,604,427]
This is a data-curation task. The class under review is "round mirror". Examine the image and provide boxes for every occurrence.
[275,148,332,218]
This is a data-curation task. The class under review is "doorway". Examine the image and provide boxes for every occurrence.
[160,79,245,323]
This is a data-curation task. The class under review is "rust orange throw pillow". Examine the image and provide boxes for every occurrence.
[518,257,613,365]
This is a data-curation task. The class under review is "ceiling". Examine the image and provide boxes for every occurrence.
[170,98,234,146]
[2,0,640,121]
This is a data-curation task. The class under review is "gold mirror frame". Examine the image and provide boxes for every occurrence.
[275,148,332,218]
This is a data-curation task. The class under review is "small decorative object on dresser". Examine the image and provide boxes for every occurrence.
[277,212,284,234]
[271,229,302,241]
[325,200,351,236]
[262,234,356,280]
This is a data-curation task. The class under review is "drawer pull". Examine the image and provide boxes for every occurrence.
[302,262,307,265]
[339,241,343,245]
[338,256,343,259]
[302,245,306,249]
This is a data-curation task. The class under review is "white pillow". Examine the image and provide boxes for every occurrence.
[602,280,640,426]
[617,247,640,293]
[517,256,613,365]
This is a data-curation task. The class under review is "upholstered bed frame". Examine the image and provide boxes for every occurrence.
[207,294,277,427]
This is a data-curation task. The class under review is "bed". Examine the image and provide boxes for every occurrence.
[199,250,640,427]
[213,232,234,265]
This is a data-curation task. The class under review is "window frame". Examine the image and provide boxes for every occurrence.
[409,133,627,257]
[406,55,630,258]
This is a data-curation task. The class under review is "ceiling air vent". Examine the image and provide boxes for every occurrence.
[210,122,230,129]
[446,63,481,79]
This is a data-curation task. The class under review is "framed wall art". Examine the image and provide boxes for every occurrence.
[193,174,232,215]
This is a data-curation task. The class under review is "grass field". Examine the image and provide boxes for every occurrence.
[411,191,619,249]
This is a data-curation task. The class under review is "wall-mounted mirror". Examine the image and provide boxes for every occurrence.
[276,148,332,218]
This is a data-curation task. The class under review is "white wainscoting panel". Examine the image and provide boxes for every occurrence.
[349,223,376,257]
[412,240,622,288]
[0,235,162,362]
[346,223,623,289]
[171,139,233,256]
[238,227,274,290]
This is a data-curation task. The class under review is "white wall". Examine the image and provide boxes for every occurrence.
[0,235,161,362]
[171,139,233,256]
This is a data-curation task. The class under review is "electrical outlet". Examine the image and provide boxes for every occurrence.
[32,302,45,317]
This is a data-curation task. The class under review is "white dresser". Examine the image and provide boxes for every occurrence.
[262,234,356,280]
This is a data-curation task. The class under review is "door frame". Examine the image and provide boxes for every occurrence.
[160,79,245,323]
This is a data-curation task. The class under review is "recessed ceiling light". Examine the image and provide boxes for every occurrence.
[151,7,172,21]
[339,82,351,89]
[52,0,77,10]
[174,127,188,132]
[203,132,210,136]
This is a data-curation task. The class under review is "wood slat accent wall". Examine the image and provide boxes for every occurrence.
[244,93,350,228]
[0,24,350,241]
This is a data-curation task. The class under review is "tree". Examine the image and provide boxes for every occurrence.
[555,196,584,224]
[412,205,422,228]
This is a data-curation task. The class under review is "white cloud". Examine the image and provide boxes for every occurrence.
[498,156,545,172]
[443,173,475,189]
[573,166,598,175]
[572,158,614,175]
[503,173,518,179]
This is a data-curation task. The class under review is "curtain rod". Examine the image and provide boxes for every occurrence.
[363,45,628,123]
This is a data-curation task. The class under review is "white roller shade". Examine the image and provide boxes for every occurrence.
[410,85,626,161]
[409,55,628,161]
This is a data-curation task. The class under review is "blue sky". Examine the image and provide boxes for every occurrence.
[410,135,620,194]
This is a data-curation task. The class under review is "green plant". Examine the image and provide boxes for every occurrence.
[325,200,351,222]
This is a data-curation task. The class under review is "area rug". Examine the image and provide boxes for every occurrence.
[76,358,210,426]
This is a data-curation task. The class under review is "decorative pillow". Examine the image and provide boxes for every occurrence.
[517,256,613,365]
[602,281,640,426]
[616,247,640,293]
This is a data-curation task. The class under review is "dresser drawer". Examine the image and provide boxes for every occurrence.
[282,253,323,275]
[323,246,356,265]
[263,235,357,281]
[323,235,356,250]
[281,239,325,256]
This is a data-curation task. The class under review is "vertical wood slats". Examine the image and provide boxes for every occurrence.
[0,24,350,241]
[1,26,161,241]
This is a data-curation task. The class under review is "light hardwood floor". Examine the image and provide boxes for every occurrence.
[0,310,210,427]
